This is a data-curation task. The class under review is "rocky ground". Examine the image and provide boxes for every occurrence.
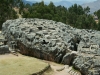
[1,18,100,75]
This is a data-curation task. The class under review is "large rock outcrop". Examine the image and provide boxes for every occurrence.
[2,18,76,63]
[2,18,100,75]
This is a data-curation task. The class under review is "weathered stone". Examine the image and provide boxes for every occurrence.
[2,18,100,75]
[0,45,10,54]
[61,52,77,65]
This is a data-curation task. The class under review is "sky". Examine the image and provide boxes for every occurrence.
[26,0,97,3]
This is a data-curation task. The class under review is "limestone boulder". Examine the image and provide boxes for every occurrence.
[2,18,74,62]
[2,18,100,75]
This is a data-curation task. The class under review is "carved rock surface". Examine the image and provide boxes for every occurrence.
[2,18,75,62]
[2,18,100,75]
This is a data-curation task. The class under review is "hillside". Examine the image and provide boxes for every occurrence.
[54,1,73,8]
[82,0,100,14]
[22,0,36,5]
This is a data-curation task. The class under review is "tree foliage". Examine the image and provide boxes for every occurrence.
[0,0,24,30]
[22,1,67,24]
[94,9,100,19]
[0,0,99,31]
[67,4,96,29]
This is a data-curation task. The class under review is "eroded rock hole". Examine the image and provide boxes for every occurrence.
[37,27,42,30]
[42,40,49,44]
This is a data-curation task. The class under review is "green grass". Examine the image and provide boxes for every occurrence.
[0,56,48,75]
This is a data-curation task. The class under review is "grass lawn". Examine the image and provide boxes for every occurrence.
[0,56,48,75]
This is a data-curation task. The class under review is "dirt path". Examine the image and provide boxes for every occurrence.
[50,63,71,75]
[13,7,22,18]
[42,60,71,75]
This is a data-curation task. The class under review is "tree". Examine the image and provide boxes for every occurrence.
[0,0,24,30]
[97,19,100,30]
[84,6,90,14]
[25,3,31,8]
[19,1,24,14]
[77,5,84,15]
[94,9,100,19]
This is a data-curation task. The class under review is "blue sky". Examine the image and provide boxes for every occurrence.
[26,0,97,3]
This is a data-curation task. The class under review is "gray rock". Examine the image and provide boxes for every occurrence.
[2,18,100,75]
[73,55,100,75]
[0,45,10,54]
[2,18,71,62]
[61,52,77,65]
